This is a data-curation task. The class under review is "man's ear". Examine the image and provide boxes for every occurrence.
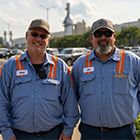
[25,31,28,39]
[113,33,116,43]
[88,34,93,43]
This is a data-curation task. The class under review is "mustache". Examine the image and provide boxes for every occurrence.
[98,39,108,44]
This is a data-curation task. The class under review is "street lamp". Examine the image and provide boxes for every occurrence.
[39,5,55,24]
[0,20,13,47]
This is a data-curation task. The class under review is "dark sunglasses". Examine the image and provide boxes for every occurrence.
[93,30,114,38]
[31,32,49,39]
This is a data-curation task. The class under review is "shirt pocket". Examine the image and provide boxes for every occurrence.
[80,73,96,96]
[42,79,60,100]
[15,77,31,85]
[13,77,32,98]
[113,72,128,95]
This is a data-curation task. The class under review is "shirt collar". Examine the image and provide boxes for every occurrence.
[111,47,120,61]
[88,47,121,62]
[88,49,96,60]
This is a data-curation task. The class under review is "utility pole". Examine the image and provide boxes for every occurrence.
[39,5,55,24]
[0,20,13,47]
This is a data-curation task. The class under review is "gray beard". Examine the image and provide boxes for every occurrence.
[95,44,112,55]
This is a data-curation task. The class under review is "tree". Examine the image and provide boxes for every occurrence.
[50,31,92,49]
[117,26,140,46]
[50,26,140,49]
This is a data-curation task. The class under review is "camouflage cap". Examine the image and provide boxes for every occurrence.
[91,18,114,33]
[28,19,50,34]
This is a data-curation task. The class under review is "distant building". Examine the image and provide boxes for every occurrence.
[52,20,87,37]
[52,31,64,37]
[13,37,26,49]
[114,19,140,32]
[63,3,73,36]
[74,20,87,35]
[12,2,140,49]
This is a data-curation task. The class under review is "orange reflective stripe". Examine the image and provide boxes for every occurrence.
[120,50,125,73]
[85,52,92,74]
[48,55,58,79]
[15,55,24,71]
[15,55,24,77]
[52,55,58,79]
[48,64,53,78]
[66,65,73,81]
[116,49,125,74]
[85,53,89,67]
[0,64,4,77]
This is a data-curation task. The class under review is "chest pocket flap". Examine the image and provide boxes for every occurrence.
[42,78,60,100]
[80,73,96,95]
[15,77,31,85]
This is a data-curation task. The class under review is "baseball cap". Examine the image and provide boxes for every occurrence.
[28,19,50,34]
[91,18,114,34]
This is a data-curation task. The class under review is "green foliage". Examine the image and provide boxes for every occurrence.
[50,26,140,49]
[116,26,140,46]
[50,31,92,49]
[135,114,140,139]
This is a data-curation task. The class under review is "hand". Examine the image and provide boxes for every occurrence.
[59,133,72,140]
[10,136,17,140]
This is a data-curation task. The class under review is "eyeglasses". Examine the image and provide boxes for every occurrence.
[31,32,49,39]
[93,30,114,38]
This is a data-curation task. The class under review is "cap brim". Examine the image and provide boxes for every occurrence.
[92,26,114,34]
[29,26,50,34]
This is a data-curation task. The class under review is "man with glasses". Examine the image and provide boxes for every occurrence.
[72,18,140,140]
[0,19,79,140]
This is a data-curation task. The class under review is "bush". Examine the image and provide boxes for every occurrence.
[135,114,140,139]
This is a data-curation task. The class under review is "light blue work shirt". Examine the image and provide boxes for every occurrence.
[0,52,79,140]
[72,47,140,128]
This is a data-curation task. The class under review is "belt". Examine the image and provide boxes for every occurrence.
[13,123,63,136]
[97,127,116,132]
[80,122,133,132]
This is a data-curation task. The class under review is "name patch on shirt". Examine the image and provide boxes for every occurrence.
[43,79,60,85]
[83,67,94,73]
[16,70,28,76]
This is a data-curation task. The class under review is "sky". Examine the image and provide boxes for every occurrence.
[0,0,140,39]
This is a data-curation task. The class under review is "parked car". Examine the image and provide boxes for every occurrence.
[131,46,140,57]
[9,49,24,57]
[57,47,90,66]
[0,48,10,59]
[46,48,59,55]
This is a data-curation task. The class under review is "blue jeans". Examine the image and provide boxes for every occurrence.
[79,122,136,140]
[13,124,63,140]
